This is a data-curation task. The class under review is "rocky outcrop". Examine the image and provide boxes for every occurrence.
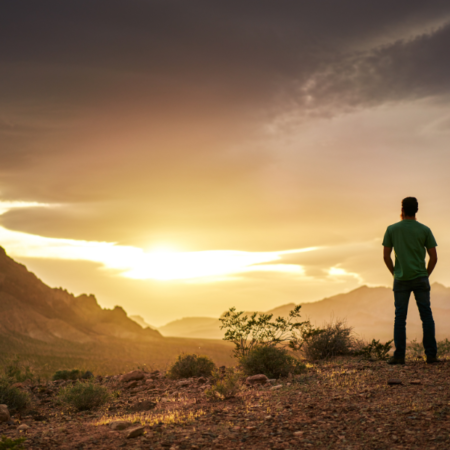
[0,246,162,343]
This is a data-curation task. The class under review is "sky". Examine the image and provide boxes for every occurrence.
[2,1,450,326]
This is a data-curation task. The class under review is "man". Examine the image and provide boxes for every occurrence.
[382,197,438,364]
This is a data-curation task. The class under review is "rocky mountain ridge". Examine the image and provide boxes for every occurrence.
[0,246,161,343]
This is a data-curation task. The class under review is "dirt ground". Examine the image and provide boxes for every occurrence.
[1,357,449,450]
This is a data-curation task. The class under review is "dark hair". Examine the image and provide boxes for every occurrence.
[402,197,418,216]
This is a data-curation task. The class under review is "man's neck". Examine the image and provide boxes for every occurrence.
[402,215,416,221]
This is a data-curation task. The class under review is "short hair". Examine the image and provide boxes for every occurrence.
[402,197,418,216]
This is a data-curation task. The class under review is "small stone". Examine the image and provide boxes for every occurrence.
[0,405,10,423]
[294,431,304,436]
[387,379,402,385]
[109,420,132,431]
[130,400,157,412]
[145,378,154,384]
[17,424,30,431]
[177,380,191,387]
[270,385,283,390]
[410,379,422,385]
[125,425,145,438]
[124,381,138,390]
[246,374,269,385]
[121,370,146,383]
[197,377,207,384]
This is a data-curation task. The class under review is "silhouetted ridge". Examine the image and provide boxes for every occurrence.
[0,246,161,343]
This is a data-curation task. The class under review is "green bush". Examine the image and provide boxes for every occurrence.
[167,354,216,379]
[0,436,26,450]
[302,320,358,361]
[52,369,83,381]
[58,382,109,411]
[0,379,29,412]
[240,345,306,379]
[220,305,319,358]
[205,368,241,401]
[407,338,450,360]
[355,339,393,360]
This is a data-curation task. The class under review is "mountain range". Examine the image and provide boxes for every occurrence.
[158,283,450,342]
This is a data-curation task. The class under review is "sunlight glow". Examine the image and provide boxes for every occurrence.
[0,201,319,281]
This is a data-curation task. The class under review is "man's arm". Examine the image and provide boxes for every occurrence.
[383,247,394,275]
[427,247,438,276]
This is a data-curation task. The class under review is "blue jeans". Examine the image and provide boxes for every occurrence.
[393,276,437,359]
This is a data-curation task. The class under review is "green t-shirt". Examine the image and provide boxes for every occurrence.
[382,220,437,281]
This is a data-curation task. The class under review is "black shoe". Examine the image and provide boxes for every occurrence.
[387,356,405,365]
[426,356,441,364]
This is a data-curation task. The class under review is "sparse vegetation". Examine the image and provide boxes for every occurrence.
[57,381,110,411]
[167,354,216,379]
[0,436,26,450]
[2,357,35,383]
[220,305,321,358]
[0,379,29,411]
[302,320,359,360]
[355,339,393,360]
[407,338,450,360]
[240,345,306,378]
[52,369,83,381]
[205,368,241,401]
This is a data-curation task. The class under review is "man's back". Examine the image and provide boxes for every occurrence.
[382,220,436,281]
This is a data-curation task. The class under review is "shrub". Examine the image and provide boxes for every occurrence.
[58,382,109,411]
[240,345,306,379]
[220,305,321,359]
[0,380,29,411]
[205,368,241,401]
[407,338,450,360]
[354,339,393,360]
[437,338,450,358]
[52,369,83,381]
[3,358,34,383]
[167,354,216,379]
[302,320,358,361]
[0,436,26,450]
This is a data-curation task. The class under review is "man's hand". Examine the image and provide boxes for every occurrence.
[383,247,394,275]
[427,247,438,276]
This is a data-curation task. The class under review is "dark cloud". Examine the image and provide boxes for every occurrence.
[1,1,450,247]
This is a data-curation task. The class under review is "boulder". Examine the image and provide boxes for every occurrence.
[0,405,10,423]
[130,400,157,412]
[246,374,269,385]
[126,425,145,438]
[121,370,146,383]
[124,381,138,390]
[109,420,132,431]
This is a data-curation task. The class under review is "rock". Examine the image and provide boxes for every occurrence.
[109,420,132,431]
[197,377,207,384]
[387,379,402,385]
[145,378,154,383]
[125,425,145,438]
[130,400,157,412]
[11,382,26,389]
[177,380,191,387]
[410,379,422,385]
[82,371,94,379]
[246,375,269,385]
[17,424,30,431]
[294,431,304,436]
[0,405,10,423]
[270,385,283,390]
[124,381,138,390]
[121,370,146,383]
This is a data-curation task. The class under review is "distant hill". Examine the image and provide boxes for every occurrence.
[0,246,161,343]
[129,315,156,330]
[158,284,450,342]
